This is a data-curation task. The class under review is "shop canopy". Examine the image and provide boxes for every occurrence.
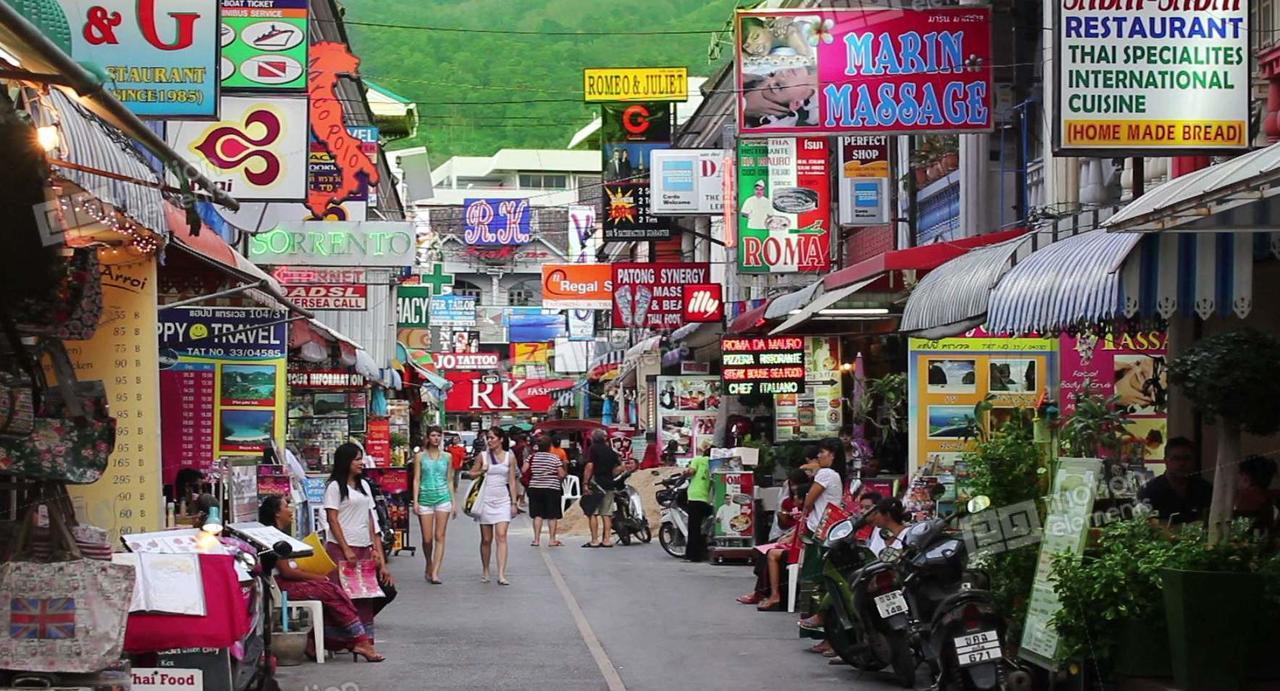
[727,300,772,334]
[899,235,1035,338]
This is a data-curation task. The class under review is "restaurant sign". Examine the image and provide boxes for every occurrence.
[248,221,416,267]
[722,336,806,396]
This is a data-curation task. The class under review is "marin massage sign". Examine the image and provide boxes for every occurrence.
[735,7,993,136]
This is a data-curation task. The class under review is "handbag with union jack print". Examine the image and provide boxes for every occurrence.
[0,495,133,672]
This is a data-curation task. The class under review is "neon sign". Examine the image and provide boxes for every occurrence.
[462,198,532,245]
[721,336,806,396]
[248,221,415,267]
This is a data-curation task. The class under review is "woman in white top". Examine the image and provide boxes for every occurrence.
[796,437,847,630]
[322,442,396,653]
[867,497,909,558]
[472,426,518,585]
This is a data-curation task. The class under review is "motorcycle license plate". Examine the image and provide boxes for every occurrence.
[954,630,1001,667]
[874,590,908,618]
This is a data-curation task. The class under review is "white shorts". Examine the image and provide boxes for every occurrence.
[415,501,452,515]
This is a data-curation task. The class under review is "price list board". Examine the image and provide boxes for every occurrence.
[159,363,216,475]
[66,257,163,543]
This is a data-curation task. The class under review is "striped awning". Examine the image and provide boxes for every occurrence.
[901,236,1033,338]
[37,89,168,233]
[986,231,1142,335]
[769,276,878,335]
[1120,232,1263,320]
[764,282,820,320]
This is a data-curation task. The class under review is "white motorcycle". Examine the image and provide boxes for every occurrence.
[655,473,713,558]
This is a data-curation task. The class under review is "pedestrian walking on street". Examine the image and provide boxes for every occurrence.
[683,440,714,563]
[582,429,621,548]
[474,426,518,585]
[322,443,397,654]
[527,435,567,547]
[412,426,456,584]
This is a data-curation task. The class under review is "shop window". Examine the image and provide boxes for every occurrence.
[452,281,482,300]
[519,174,567,190]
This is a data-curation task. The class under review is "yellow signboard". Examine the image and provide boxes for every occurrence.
[583,67,689,103]
[66,256,162,543]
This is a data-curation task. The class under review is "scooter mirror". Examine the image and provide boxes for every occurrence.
[967,495,992,514]
[879,527,895,540]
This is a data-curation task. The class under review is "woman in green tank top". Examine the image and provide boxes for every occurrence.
[412,426,455,583]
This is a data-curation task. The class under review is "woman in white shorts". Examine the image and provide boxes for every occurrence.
[412,426,455,583]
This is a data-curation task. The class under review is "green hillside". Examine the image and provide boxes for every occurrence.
[342,0,737,162]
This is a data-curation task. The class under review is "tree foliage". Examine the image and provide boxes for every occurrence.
[1167,328,1280,436]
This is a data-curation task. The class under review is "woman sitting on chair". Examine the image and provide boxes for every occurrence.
[258,495,385,662]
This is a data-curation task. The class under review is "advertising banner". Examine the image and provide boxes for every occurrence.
[656,376,722,463]
[682,284,724,323]
[567,309,595,342]
[429,294,477,327]
[722,336,806,396]
[463,198,532,246]
[776,337,843,442]
[434,352,500,370]
[1055,2,1249,153]
[512,342,551,379]
[736,137,831,273]
[272,267,365,285]
[282,284,366,310]
[612,262,712,330]
[650,149,725,215]
[220,0,309,91]
[602,102,673,241]
[508,307,567,342]
[837,135,891,226]
[308,125,378,209]
[395,285,432,328]
[248,221,416,267]
[365,417,390,467]
[712,471,755,542]
[444,373,575,413]
[476,306,509,344]
[60,0,220,117]
[1060,331,1168,466]
[167,95,310,200]
[65,258,162,543]
[583,67,689,102]
[158,306,288,481]
[541,264,613,309]
[735,7,993,137]
[567,204,599,263]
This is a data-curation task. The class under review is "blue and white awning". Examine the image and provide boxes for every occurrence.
[901,236,1033,338]
[1120,232,1266,320]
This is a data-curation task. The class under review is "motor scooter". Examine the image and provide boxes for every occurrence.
[610,469,652,545]
[655,473,712,558]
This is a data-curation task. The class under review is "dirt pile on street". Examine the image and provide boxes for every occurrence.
[556,468,677,537]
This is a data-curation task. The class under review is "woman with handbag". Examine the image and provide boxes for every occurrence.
[412,425,456,584]
[470,426,518,585]
[259,495,385,662]
[322,442,397,656]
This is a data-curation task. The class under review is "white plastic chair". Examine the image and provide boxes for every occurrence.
[268,578,324,664]
[786,563,801,613]
[562,475,582,514]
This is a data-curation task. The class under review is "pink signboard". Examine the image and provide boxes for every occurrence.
[735,8,993,137]
[1060,331,1168,463]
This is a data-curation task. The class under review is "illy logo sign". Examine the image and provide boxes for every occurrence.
[682,284,724,323]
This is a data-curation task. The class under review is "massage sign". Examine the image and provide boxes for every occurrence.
[722,336,807,396]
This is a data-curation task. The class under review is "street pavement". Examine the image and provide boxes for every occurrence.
[275,507,907,691]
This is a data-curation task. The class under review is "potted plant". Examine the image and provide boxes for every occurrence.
[939,136,960,173]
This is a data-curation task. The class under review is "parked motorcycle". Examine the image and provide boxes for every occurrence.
[363,474,396,561]
[878,495,1006,691]
[611,469,652,545]
[655,473,712,558]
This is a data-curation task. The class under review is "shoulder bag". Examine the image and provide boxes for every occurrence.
[463,453,490,518]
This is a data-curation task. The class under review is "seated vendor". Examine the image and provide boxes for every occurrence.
[259,495,386,662]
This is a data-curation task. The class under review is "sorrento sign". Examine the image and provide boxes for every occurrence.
[248,221,416,267]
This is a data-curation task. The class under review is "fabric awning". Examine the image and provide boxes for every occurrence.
[769,277,879,335]
[900,236,1034,338]
[986,231,1142,335]
[823,228,1028,290]
[671,320,723,349]
[764,283,820,320]
[728,301,772,334]
[1120,232,1257,320]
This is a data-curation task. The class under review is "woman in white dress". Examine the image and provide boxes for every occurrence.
[473,426,518,585]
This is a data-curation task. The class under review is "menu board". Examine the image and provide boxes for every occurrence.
[66,257,163,543]
[776,337,842,442]
[1060,331,1168,468]
[160,363,215,476]
[1020,458,1102,669]
[721,336,806,396]
[655,376,722,464]
[365,417,391,467]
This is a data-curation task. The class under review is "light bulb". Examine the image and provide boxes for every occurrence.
[36,125,60,152]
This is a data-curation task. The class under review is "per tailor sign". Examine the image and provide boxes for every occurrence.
[1054,0,1249,153]
[735,8,992,137]
[248,221,416,267]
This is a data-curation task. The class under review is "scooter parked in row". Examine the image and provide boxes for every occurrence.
[611,468,652,545]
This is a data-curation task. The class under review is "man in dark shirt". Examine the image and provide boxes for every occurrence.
[583,429,622,547]
[1138,437,1212,525]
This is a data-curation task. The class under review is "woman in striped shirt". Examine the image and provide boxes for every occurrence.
[527,435,567,547]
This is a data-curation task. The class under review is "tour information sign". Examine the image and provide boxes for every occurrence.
[1055,1,1249,153]
[722,336,806,396]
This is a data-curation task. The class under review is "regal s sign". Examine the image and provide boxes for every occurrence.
[444,372,574,413]
[248,221,416,267]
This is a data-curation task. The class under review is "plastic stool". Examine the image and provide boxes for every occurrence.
[562,475,582,514]
[270,579,325,664]
[786,563,801,613]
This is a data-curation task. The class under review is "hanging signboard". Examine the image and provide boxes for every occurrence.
[583,67,689,102]
[721,336,806,396]
[395,285,432,328]
[509,307,568,342]
[248,221,416,267]
[307,125,378,215]
[282,284,366,310]
[168,95,311,200]
[611,262,712,330]
[444,373,575,413]
[541,264,613,309]
[286,368,364,389]
[272,267,366,285]
[650,149,725,215]
[434,352,500,370]
[837,135,891,226]
[1060,331,1169,466]
[682,284,724,323]
[220,0,309,91]
[735,7,993,137]
[567,309,595,342]
[463,198,532,246]
[736,137,832,274]
[567,204,599,263]
[776,337,843,442]
[306,42,380,216]
[1054,3,1249,154]
[60,0,221,118]
[601,102,673,241]
[429,293,478,327]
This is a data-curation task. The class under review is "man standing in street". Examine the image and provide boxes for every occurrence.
[582,429,620,548]
[1138,437,1212,525]
[683,440,714,562]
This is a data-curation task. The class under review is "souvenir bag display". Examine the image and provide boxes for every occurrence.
[0,337,116,484]
[0,317,35,438]
[336,559,385,600]
[12,247,103,341]
[0,495,135,673]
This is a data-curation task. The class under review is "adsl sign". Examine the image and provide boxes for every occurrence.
[248,221,415,267]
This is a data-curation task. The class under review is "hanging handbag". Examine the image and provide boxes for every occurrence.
[13,247,103,341]
[0,338,116,484]
[336,559,385,600]
[0,497,134,673]
[463,454,489,518]
[0,315,36,438]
